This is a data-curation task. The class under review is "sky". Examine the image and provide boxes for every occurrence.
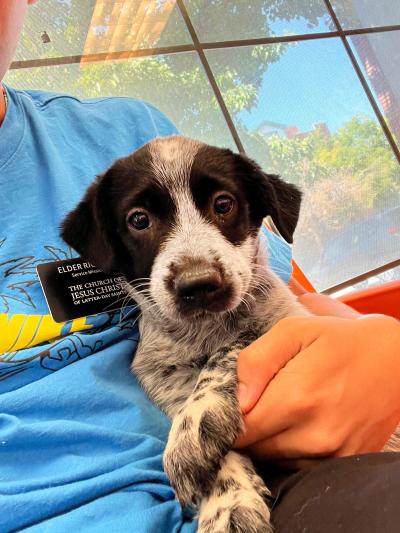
[10,2,382,139]
[199,8,381,137]
[238,35,376,135]
[241,8,384,136]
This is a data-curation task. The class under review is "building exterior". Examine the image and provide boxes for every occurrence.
[256,120,330,140]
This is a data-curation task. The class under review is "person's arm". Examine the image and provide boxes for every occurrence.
[234,295,400,460]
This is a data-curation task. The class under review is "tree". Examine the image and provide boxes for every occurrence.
[5,0,327,144]
[7,1,399,288]
[315,116,400,207]
[255,128,330,183]
[245,115,400,207]
[294,172,373,264]
[267,116,400,274]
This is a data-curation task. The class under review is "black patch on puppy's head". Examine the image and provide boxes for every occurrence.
[190,145,302,244]
[234,152,302,243]
[61,146,176,278]
[61,138,302,282]
[61,169,122,274]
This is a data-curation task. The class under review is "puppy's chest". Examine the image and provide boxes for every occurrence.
[134,320,264,417]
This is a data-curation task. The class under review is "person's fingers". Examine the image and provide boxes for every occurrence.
[288,278,308,296]
[242,424,340,461]
[235,348,319,448]
[298,293,361,318]
[246,421,388,461]
[237,316,319,413]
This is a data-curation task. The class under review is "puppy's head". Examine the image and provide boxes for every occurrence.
[61,136,301,322]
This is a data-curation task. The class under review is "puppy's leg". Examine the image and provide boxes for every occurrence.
[163,346,243,506]
[198,451,272,533]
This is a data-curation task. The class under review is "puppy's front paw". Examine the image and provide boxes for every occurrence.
[163,431,219,506]
[164,409,233,506]
[199,502,272,533]
[198,451,272,532]
[164,376,242,507]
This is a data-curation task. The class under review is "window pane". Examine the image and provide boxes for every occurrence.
[206,39,400,291]
[185,0,333,42]
[332,0,400,30]
[331,264,400,297]
[349,30,400,148]
[14,0,191,63]
[6,53,235,150]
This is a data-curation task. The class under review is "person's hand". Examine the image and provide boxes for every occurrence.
[234,312,400,460]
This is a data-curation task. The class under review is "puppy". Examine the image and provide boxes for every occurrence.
[61,136,307,532]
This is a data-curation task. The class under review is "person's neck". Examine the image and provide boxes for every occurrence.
[0,84,6,126]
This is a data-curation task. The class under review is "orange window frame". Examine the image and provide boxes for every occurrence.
[291,260,400,320]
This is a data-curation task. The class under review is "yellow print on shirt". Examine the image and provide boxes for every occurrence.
[0,314,92,356]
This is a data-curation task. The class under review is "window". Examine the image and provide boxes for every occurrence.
[6,0,400,292]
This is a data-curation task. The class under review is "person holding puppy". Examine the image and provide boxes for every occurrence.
[1,1,400,532]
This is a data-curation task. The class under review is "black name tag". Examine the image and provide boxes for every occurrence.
[37,258,136,322]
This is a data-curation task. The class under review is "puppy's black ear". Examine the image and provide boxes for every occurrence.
[235,154,302,243]
[61,172,118,273]
[263,173,302,243]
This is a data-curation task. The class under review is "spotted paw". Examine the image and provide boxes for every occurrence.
[198,451,272,533]
[163,402,238,506]
[163,436,220,506]
[199,500,272,533]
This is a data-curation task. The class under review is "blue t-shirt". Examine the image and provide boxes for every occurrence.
[0,86,292,532]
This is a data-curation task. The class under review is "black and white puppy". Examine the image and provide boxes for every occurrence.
[61,136,307,532]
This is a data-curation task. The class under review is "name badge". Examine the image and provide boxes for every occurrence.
[36,258,136,322]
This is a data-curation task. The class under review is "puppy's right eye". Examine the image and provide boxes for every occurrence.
[127,209,151,231]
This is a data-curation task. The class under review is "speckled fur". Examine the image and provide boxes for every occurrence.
[62,136,307,532]
[129,137,307,532]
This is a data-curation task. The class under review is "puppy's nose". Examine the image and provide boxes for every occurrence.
[175,269,223,301]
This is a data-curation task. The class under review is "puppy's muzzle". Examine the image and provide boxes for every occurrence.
[169,259,233,314]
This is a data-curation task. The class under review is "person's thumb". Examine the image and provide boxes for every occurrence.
[237,317,306,413]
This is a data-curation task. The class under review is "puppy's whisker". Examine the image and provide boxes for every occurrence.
[249,283,270,297]
[119,301,139,324]
[119,289,141,313]
[127,311,143,330]
[61,135,307,533]
[130,284,152,292]
[119,306,141,325]
[102,295,137,312]
[126,280,151,287]
[241,293,256,309]
[125,276,151,284]
[128,287,154,300]
[239,295,252,314]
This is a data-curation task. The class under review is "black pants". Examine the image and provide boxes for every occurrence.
[261,453,400,532]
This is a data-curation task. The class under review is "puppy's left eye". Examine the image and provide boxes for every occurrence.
[126,209,152,231]
[214,194,234,215]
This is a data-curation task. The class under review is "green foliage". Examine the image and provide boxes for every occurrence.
[263,130,330,183]
[6,1,326,130]
[243,116,400,211]
[265,115,400,270]
[315,116,400,206]
[7,0,400,286]
[6,0,400,208]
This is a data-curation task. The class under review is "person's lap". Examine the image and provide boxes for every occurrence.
[262,452,400,532]
[3,325,399,532]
